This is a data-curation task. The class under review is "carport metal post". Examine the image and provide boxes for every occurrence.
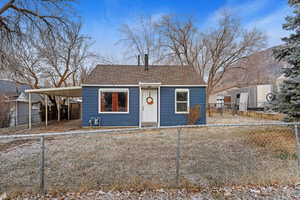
[39,136,45,194]
[294,125,300,167]
[57,97,60,122]
[176,128,182,186]
[67,98,70,120]
[28,92,32,129]
[45,95,48,127]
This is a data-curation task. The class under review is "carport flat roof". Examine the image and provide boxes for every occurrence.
[25,86,82,97]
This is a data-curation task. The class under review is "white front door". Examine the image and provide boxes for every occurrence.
[141,89,158,123]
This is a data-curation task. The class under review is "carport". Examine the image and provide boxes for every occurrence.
[25,86,82,129]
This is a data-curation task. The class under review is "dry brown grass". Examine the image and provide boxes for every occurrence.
[208,109,284,121]
[1,125,300,195]
[243,127,296,159]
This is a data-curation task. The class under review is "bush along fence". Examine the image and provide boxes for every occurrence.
[1,122,300,195]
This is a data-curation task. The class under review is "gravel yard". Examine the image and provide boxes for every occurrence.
[8,184,300,200]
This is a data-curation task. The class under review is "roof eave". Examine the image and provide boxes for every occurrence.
[81,84,207,87]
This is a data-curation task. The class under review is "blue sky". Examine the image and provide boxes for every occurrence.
[75,0,292,62]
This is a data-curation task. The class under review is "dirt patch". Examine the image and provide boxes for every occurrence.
[0,120,82,136]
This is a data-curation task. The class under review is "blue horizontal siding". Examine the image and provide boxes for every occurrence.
[82,86,139,127]
[82,86,206,127]
[160,87,206,126]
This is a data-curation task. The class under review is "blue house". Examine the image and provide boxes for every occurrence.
[82,63,207,128]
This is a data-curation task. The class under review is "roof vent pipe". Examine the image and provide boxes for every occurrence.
[144,54,149,71]
[137,55,140,66]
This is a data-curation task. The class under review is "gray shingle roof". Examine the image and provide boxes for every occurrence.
[84,65,206,85]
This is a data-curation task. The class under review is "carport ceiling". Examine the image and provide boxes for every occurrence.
[25,86,82,97]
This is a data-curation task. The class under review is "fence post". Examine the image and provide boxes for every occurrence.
[294,125,300,167]
[176,128,182,187]
[39,136,45,194]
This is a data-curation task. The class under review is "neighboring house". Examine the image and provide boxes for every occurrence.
[82,64,206,127]
[209,47,286,110]
[212,84,273,111]
[0,80,42,127]
[212,47,283,96]
[10,92,42,126]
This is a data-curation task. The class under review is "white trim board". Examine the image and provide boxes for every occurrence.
[139,87,160,128]
[83,84,138,87]
[25,86,82,93]
[158,86,161,128]
[139,86,142,128]
[161,85,207,87]
[175,88,190,114]
[98,88,130,114]
[139,82,161,88]
[141,88,158,124]
[82,84,207,87]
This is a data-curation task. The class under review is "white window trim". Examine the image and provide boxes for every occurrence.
[98,88,129,114]
[175,89,190,114]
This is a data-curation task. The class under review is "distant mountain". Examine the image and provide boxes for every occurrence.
[212,47,285,94]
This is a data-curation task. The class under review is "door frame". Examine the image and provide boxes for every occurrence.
[139,82,161,128]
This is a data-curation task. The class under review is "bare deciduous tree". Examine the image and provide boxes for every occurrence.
[5,22,100,115]
[36,22,97,88]
[6,22,99,90]
[200,14,266,98]
[155,15,200,67]
[120,13,266,99]
[0,0,75,68]
[7,36,43,88]
[118,16,167,64]
[156,13,266,99]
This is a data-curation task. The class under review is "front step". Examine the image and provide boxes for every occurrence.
[141,122,158,127]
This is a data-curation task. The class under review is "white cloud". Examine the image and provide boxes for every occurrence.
[246,5,292,47]
[201,0,291,47]
[202,0,270,29]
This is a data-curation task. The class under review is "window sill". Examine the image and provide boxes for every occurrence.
[99,112,130,114]
[175,112,189,114]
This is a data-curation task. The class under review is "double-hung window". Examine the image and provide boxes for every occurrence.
[99,89,129,113]
[175,89,189,114]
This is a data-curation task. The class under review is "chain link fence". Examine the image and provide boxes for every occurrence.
[0,113,42,130]
[1,123,300,195]
[207,102,283,120]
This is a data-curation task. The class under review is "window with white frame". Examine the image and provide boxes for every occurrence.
[175,89,189,113]
[99,89,129,113]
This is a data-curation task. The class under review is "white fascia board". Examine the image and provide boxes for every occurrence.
[25,86,82,93]
[81,84,139,87]
[82,84,207,87]
[162,85,207,87]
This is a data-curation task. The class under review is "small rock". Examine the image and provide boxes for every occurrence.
[98,190,106,195]
[249,189,261,194]
[0,192,8,200]
[157,189,165,193]
[87,192,94,196]
[295,182,300,186]
[224,191,232,196]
